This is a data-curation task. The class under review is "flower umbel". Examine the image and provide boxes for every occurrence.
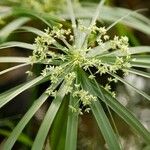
[29,21,131,114]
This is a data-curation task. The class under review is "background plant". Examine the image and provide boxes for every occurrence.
[0,0,150,149]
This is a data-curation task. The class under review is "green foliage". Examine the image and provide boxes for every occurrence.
[0,0,150,149]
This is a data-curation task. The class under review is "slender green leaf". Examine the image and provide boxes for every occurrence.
[110,73,150,102]
[81,6,150,34]
[80,71,150,143]
[127,68,150,79]
[75,19,91,49]
[0,75,47,109]
[66,0,76,30]
[2,71,67,149]
[90,0,105,26]
[119,46,150,55]
[94,55,150,69]
[2,92,48,150]
[73,5,150,35]
[0,63,29,75]
[65,94,78,150]
[86,41,111,57]
[106,9,145,31]
[66,0,80,47]
[131,62,150,68]
[81,0,105,48]
[32,82,67,150]
[0,41,34,50]
[50,96,69,150]
[12,7,62,28]
[0,129,32,147]
[131,55,150,62]
[102,88,150,143]
[130,55,150,68]
[0,17,30,42]
[0,57,29,63]
[19,26,45,36]
[91,101,121,150]
[79,69,121,150]
[99,46,150,57]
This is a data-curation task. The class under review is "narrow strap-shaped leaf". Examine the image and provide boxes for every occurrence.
[130,55,150,68]
[131,55,150,63]
[91,101,121,150]
[110,73,150,102]
[0,41,35,50]
[106,9,145,31]
[0,129,32,147]
[19,26,45,36]
[0,57,29,63]
[100,46,150,57]
[0,17,30,42]
[31,82,67,150]
[0,75,47,109]
[66,0,76,30]
[133,10,150,26]
[12,7,60,28]
[89,55,150,69]
[2,92,49,150]
[0,63,29,75]
[82,0,105,47]
[50,96,69,150]
[100,55,150,68]
[47,65,74,150]
[86,41,111,57]
[65,94,78,150]
[76,19,91,49]
[131,62,150,68]
[101,6,150,35]
[90,0,105,26]
[96,55,150,63]
[79,69,121,150]
[101,88,150,143]
[80,71,150,143]
[2,71,67,149]
[128,46,150,55]
[127,68,150,79]
[66,0,79,46]
[70,5,150,35]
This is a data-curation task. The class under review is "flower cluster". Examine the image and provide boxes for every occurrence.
[73,89,97,106]
[69,88,96,114]
[64,72,76,94]
[29,21,131,114]
[111,35,129,53]
[29,25,71,63]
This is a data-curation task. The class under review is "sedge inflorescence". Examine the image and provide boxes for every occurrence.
[29,21,131,114]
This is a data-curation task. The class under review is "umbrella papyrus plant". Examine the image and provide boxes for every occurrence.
[0,0,150,149]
